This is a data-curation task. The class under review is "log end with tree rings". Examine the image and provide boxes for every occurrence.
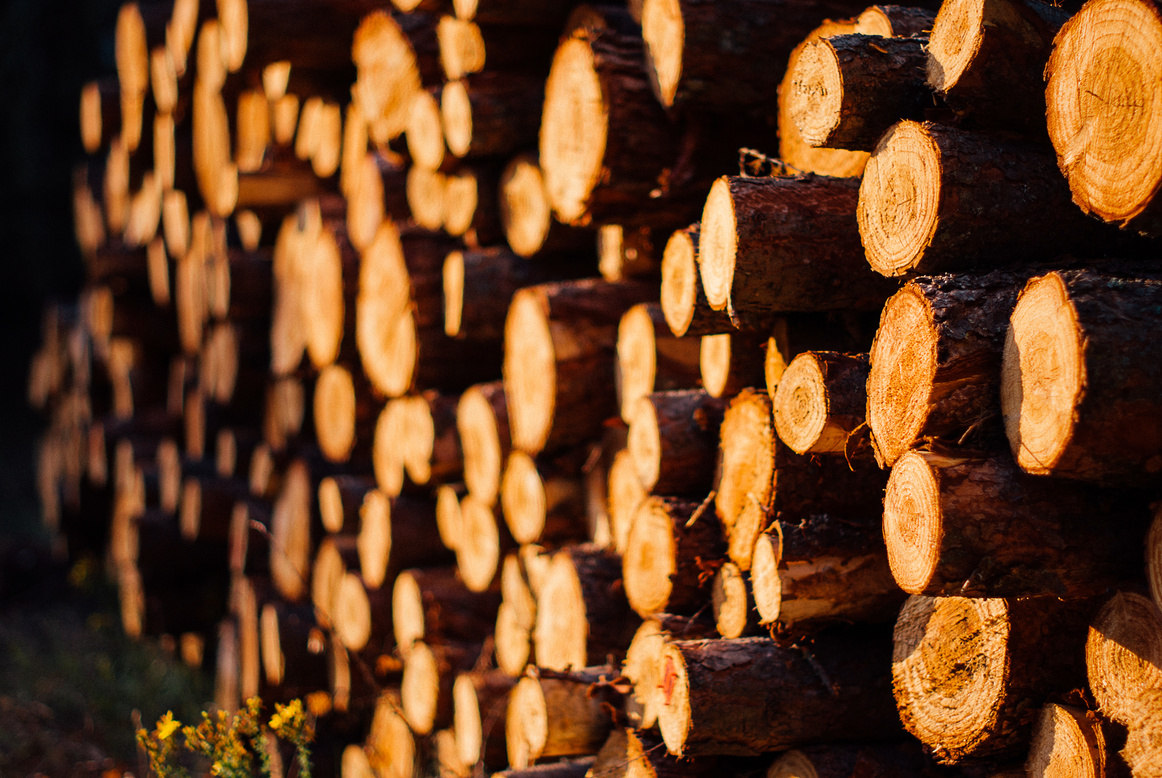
[1025,703,1110,778]
[352,11,423,143]
[1124,692,1162,775]
[699,333,732,399]
[867,285,938,467]
[925,0,987,95]
[533,551,589,671]
[712,561,750,638]
[441,80,474,159]
[373,400,409,497]
[500,154,553,258]
[539,36,609,226]
[881,450,944,594]
[357,489,391,589]
[303,228,345,369]
[495,600,532,677]
[1000,273,1084,477]
[656,642,696,756]
[506,676,549,768]
[608,448,647,556]
[772,354,830,455]
[436,484,465,551]
[1046,0,1162,231]
[659,226,700,337]
[407,89,446,173]
[697,177,739,311]
[892,595,1018,762]
[401,641,441,734]
[503,288,555,454]
[408,163,448,233]
[314,364,357,463]
[334,572,372,652]
[641,0,684,108]
[458,494,502,592]
[1085,591,1162,727]
[787,39,844,148]
[459,383,506,506]
[857,121,942,277]
[617,304,661,422]
[625,396,662,492]
[357,222,410,396]
[715,389,774,570]
[622,497,679,617]
[271,460,312,602]
[500,451,547,545]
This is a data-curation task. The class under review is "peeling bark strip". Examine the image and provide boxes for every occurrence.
[1003,270,1162,485]
[658,633,900,756]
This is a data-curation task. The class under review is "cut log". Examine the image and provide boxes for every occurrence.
[789,34,931,151]
[313,363,379,464]
[312,535,360,629]
[500,450,588,546]
[929,0,1068,134]
[616,304,702,423]
[346,151,410,252]
[496,554,537,677]
[884,449,1150,598]
[659,224,738,338]
[436,483,466,551]
[401,640,478,735]
[179,474,251,543]
[623,496,724,618]
[506,669,617,769]
[658,633,900,756]
[498,153,595,259]
[1002,270,1162,485]
[715,388,885,569]
[453,670,515,769]
[457,493,513,591]
[711,562,755,639]
[1086,592,1162,728]
[751,515,899,629]
[699,174,898,327]
[868,270,1034,467]
[270,458,315,603]
[81,78,120,154]
[534,544,638,671]
[1026,703,1124,778]
[445,250,580,341]
[622,614,716,729]
[598,223,663,283]
[372,398,411,498]
[302,216,361,370]
[626,390,724,494]
[319,474,377,535]
[699,332,767,399]
[502,279,653,454]
[366,691,420,777]
[333,571,394,653]
[442,73,544,160]
[406,88,449,173]
[392,566,500,656]
[771,352,868,460]
[893,594,1093,762]
[444,165,504,247]
[364,493,451,589]
[352,10,439,144]
[857,121,1123,277]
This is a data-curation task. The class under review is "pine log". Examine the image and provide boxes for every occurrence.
[534,544,638,670]
[750,515,902,629]
[318,474,377,535]
[506,669,618,768]
[365,691,420,776]
[711,562,757,639]
[406,87,449,173]
[503,279,653,454]
[444,165,504,247]
[715,388,886,569]
[660,224,736,338]
[623,496,724,618]
[352,10,440,144]
[597,223,665,283]
[372,398,411,498]
[658,632,900,756]
[894,595,1095,762]
[616,304,702,423]
[455,381,509,506]
[453,670,515,769]
[539,26,698,228]
[622,614,716,729]
[401,640,479,735]
[699,332,767,399]
[1086,592,1162,729]
[868,270,1034,467]
[334,570,396,653]
[301,216,360,369]
[884,449,1150,598]
[436,16,558,80]
[1026,702,1127,778]
[361,493,452,589]
[929,0,1068,134]
[626,390,724,494]
[392,566,500,656]
[640,0,869,111]
[313,363,379,465]
[498,152,595,259]
[1002,270,1162,485]
[312,534,360,629]
[457,493,514,591]
[857,121,1129,277]
[442,73,544,160]
[500,451,588,546]
[179,473,251,543]
[270,458,315,602]
[771,351,868,457]
[356,221,412,397]
[855,5,937,36]
[346,151,410,252]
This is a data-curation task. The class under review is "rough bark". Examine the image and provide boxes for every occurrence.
[623,496,725,617]
[617,303,703,422]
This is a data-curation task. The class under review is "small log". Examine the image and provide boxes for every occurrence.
[658,632,900,756]
[626,390,724,494]
[930,0,1068,134]
[498,152,595,259]
[346,151,410,252]
[607,447,648,556]
[894,594,1095,762]
[503,279,654,454]
[598,223,662,283]
[318,474,377,535]
[858,121,1126,277]
[436,16,557,80]
[884,449,1150,598]
[81,78,120,154]
[534,543,639,671]
[771,351,869,457]
[616,303,702,423]
[868,270,1034,467]
[444,165,504,247]
[1026,702,1127,778]
[392,566,500,656]
[442,73,544,160]
[401,640,479,735]
[453,670,515,769]
[500,450,588,546]
[699,332,767,399]
[1086,592,1162,729]
[496,554,537,677]
[407,88,449,173]
[712,562,757,639]
[352,10,440,144]
[444,248,577,341]
[750,515,902,628]
[436,483,467,551]
[623,496,724,618]
[333,571,395,653]
[302,216,361,370]
[457,494,514,591]
[1002,270,1162,485]
[699,174,898,328]
[455,382,509,511]
[313,363,379,465]
[360,493,452,589]
[506,669,618,769]
[622,614,717,729]
[659,224,735,338]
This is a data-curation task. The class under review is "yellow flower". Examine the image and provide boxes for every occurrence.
[269,712,284,730]
[157,712,180,740]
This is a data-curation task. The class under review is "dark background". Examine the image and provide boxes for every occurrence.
[0,0,123,541]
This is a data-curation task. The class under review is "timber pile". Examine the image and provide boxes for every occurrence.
[31,0,1162,775]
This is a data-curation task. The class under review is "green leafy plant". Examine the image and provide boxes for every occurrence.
[136,698,314,778]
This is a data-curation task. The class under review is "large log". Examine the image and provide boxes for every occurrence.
[1002,270,1162,485]
[658,633,900,756]
[883,450,1150,598]
[1086,592,1162,729]
[623,496,724,618]
[699,175,897,329]
[893,595,1093,762]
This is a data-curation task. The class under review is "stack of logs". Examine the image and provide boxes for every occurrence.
[31,0,1162,774]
